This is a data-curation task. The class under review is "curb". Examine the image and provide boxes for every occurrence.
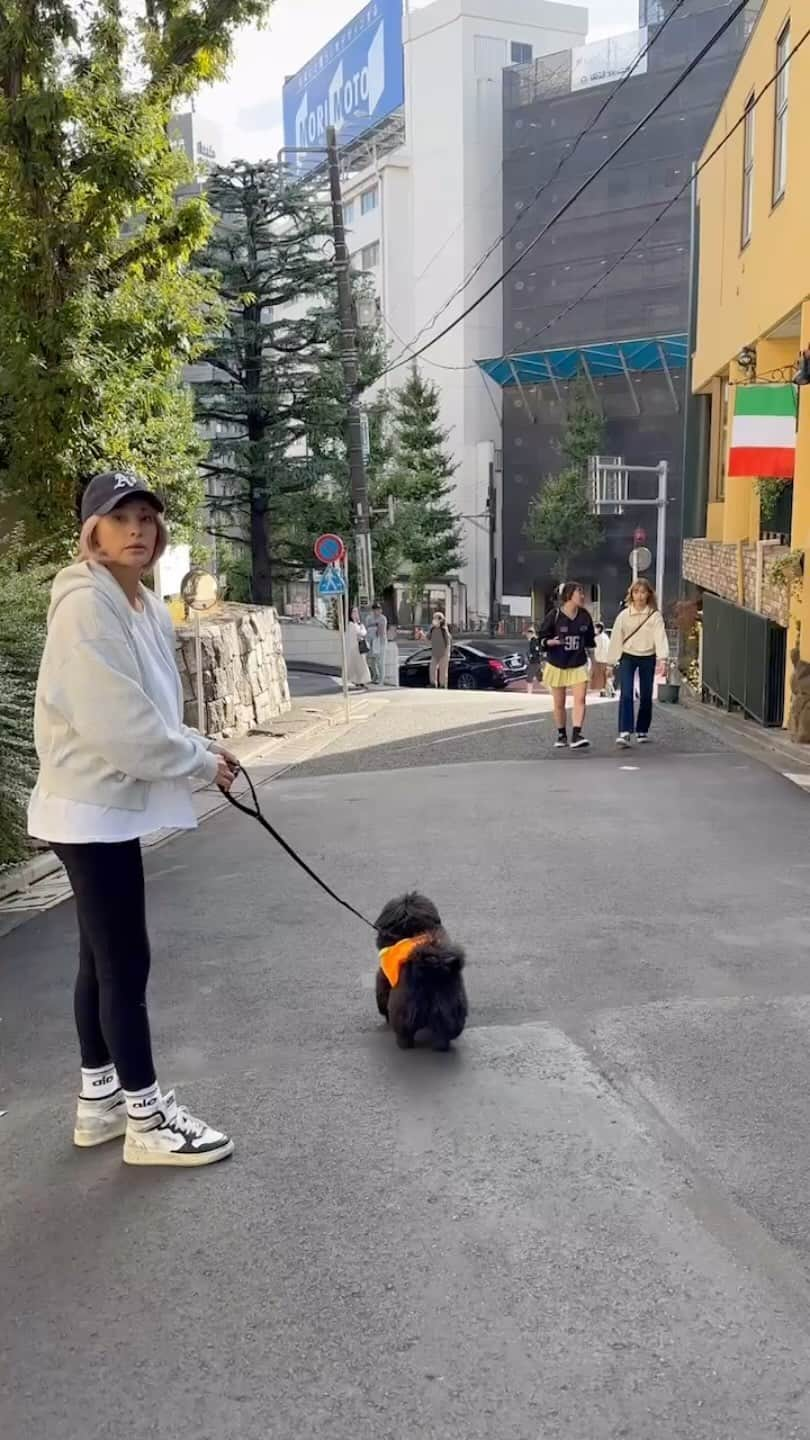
[0,699,378,908]
[679,689,810,774]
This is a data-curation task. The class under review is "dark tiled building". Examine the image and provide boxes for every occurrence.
[488,0,760,621]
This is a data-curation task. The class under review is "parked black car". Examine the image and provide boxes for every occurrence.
[399,642,527,691]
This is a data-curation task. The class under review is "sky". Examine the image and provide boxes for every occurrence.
[202,0,639,163]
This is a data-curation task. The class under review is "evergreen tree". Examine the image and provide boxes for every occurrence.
[194,161,338,603]
[0,0,272,549]
[292,282,396,600]
[389,368,463,611]
[525,380,603,584]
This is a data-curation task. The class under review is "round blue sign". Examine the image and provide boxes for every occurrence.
[314,533,345,564]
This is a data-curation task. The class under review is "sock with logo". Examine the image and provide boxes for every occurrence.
[124,1082,162,1120]
[80,1065,120,1101]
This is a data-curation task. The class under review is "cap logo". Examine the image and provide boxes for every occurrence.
[113,474,138,491]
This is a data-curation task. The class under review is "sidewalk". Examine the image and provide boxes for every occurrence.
[0,691,388,925]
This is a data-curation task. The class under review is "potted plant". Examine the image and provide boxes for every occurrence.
[658,659,681,704]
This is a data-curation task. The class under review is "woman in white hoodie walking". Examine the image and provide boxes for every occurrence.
[28,471,237,1167]
[607,579,669,747]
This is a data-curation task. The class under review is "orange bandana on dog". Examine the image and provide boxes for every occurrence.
[379,933,433,988]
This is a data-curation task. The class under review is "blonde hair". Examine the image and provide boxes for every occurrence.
[78,509,168,572]
[626,578,657,610]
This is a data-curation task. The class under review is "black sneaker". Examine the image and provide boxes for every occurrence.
[570,735,590,750]
[554,733,568,749]
[635,734,650,744]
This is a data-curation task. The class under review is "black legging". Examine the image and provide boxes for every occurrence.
[52,840,155,1092]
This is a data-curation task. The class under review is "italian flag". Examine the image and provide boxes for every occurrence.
[728,384,797,479]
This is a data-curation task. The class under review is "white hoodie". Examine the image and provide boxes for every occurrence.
[29,562,219,839]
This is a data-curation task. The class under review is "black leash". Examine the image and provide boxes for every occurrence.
[222,765,375,932]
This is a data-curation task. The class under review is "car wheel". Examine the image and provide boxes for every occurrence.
[456,671,478,691]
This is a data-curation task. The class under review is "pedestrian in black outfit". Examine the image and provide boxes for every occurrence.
[539,582,596,749]
[526,626,543,694]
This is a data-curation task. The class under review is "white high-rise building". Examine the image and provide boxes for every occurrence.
[284,0,587,623]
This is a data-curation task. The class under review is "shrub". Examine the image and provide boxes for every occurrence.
[0,530,50,867]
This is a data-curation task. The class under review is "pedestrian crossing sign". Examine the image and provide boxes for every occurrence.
[318,564,346,597]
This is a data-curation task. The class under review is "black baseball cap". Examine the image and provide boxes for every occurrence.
[80,471,164,523]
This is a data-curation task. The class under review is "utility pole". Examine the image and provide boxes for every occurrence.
[326,125,375,610]
[488,460,498,637]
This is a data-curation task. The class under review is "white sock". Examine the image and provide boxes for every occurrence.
[124,1082,162,1120]
[80,1065,120,1100]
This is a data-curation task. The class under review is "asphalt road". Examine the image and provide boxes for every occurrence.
[3,695,810,1439]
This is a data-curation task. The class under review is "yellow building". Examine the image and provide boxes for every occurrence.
[683,0,809,729]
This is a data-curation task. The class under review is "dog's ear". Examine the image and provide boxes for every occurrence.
[374,892,442,943]
[373,895,411,938]
[403,892,442,930]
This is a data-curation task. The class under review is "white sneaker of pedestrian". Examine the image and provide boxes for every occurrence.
[74,1089,128,1148]
[123,1091,234,1168]
[616,733,632,749]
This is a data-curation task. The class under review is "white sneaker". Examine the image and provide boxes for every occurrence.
[74,1089,128,1148]
[123,1091,234,1168]
[616,733,632,749]
[635,733,650,744]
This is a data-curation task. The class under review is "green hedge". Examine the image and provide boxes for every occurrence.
[0,530,49,868]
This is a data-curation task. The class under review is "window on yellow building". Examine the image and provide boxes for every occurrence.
[741,94,755,246]
[773,22,790,204]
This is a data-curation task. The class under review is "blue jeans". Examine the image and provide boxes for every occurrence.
[618,654,656,736]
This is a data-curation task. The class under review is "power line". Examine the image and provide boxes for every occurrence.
[508,20,809,363]
[388,0,689,368]
[370,0,751,386]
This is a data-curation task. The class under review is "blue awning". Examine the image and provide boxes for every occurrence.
[477,334,689,387]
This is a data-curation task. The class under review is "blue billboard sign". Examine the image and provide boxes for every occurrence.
[282,0,404,173]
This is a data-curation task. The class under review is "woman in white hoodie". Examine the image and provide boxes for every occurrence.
[29,471,237,1167]
[607,579,669,748]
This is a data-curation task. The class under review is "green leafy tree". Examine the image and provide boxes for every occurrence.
[195,161,349,604]
[525,469,603,584]
[524,381,603,583]
[559,378,605,475]
[389,367,463,613]
[0,0,273,549]
[0,528,50,866]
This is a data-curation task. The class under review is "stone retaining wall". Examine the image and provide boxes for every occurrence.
[683,538,790,627]
[175,603,290,737]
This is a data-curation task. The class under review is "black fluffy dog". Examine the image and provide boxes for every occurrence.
[374,893,467,1051]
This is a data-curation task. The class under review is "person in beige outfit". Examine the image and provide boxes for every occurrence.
[430,612,452,688]
[607,579,669,747]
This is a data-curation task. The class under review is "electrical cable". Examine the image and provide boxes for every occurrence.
[506,20,809,364]
[387,0,690,369]
[369,0,752,386]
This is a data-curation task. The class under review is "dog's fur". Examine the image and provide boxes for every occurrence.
[374,892,467,1051]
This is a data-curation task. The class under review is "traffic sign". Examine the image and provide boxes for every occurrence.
[314,533,346,565]
[318,564,346,597]
[629,545,653,574]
